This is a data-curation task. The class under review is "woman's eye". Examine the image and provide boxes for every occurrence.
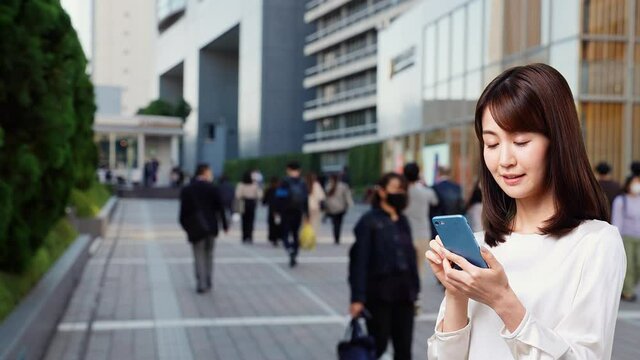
[485,143,498,149]
[514,141,530,147]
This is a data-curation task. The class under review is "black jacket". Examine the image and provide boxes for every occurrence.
[349,207,419,304]
[179,180,228,242]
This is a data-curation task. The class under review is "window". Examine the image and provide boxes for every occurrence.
[581,103,625,180]
[423,24,437,87]
[206,124,215,140]
[437,17,451,82]
[581,41,626,96]
[582,0,627,35]
[466,0,482,71]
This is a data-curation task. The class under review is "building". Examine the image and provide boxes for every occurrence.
[154,0,312,176]
[377,0,640,193]
[302,0,419,173]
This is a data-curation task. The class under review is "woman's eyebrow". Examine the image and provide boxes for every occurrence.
[482,130,498,135]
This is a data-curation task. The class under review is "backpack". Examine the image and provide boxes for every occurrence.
[275,178,306,212]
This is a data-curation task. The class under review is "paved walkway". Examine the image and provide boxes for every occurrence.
[44,199,640,359]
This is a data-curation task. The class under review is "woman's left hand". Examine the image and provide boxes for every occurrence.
[440,247,510,309]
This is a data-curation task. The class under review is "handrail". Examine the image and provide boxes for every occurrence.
[304,123,377,142]
[305,44,377,76]
[304,83,376,109]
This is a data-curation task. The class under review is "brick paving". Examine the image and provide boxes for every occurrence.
[43,199,640,359]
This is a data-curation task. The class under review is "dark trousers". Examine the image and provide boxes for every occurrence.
[328,211,346,244]
[267,210,282,243]
[241,199,257,242]
[366,301,414,360]
[191,236,215,290]
[281,211,302,256]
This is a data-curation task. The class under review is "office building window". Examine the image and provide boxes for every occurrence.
[635,44,640,96]
[582,0,627,35]
[634,105,640,161]
[504,0,541,56]
[581,41,626,96]
[206,124,215,140]
[582,103,625,180]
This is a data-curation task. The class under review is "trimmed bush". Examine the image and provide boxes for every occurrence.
[223,153,320,183]
[0,0,96,272]
[69,182,111,218]
[348,143,382,188]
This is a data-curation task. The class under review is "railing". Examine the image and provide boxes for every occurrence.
[304,83,376,109]
[305,44,377,76]
[304,123,377,142]
[157,0,186,23]
[306,0,328,11]
[306,0,408,43]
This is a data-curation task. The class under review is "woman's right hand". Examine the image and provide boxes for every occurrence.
[349,302,364,318]
[425,236,468,300]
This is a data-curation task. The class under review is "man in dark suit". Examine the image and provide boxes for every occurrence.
[179,164,228,293]
[430,166,464,237]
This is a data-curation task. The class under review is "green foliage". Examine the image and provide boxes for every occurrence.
[348,143,382,188]
[223,153,320,183]
[137,98,192,121]
[0,0,96,272]
[69,182,111,218]
[0,218,77,321]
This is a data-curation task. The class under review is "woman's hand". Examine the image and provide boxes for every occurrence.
[425,236,468,300]
[349,302,364,318]
[440,246,526,332]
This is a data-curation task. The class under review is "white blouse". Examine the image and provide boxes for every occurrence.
[427,220,626,359]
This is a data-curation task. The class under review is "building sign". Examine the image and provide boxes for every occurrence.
[390,46,416,77]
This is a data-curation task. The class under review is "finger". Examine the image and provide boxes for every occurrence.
[480,246,499,269]
[425,250,442,265]
[429,240,445,257]
[435,235,444,247]
[443,249,475,272]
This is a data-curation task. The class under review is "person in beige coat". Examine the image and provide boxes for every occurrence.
[305,173,325,236]
[325,174,353,244]
[235,171,263,243]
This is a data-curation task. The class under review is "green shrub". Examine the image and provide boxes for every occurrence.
[348,143,382,188]
[69,182,111,218]
[138,98,192,121]
[223,153,320,183]
[0,0,96,272]
[0,218,77,321]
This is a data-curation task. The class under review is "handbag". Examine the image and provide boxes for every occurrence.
[337,313,376,360]
[299,222,316,250]
[233,197,245,214]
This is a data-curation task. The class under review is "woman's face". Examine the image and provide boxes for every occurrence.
[481,109,550,201]
[630,176,640,195]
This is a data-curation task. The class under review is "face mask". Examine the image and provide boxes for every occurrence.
[386,193,407,212]
[631,183,640,195]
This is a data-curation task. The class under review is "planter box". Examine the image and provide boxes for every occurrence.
[0,235,92,360]
[71,196,118,239]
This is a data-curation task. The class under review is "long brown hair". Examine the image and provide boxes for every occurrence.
[475,63,609,247]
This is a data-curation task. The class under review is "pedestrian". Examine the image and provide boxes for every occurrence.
[402,162,439,286]
[464,181,483,232]
[425,64,625,359]
[262,176,282,246]
[235,170,262,243]
[324,174,354,244]
[274,161,309,267]
[612,172,640,302]
[349,172,419,360]
[179,163,228,294]
[595,161,621,208]
[217,174,235,218]
[306,172,326,236]
[430,166,464,236]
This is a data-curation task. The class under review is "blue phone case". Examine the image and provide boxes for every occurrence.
[432,215,488,269]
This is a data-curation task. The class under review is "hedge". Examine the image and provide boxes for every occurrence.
[348,142,382,188]
[223,152,320,183]
[0,0,97,272]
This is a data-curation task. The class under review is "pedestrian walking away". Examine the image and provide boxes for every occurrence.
[325,174,354,245]
[349,172,419,360]
[426,64,625,359]
[235,170,263,244]
[306,172,326,237]
[274,161,309,268]
[263,176,283,246]
[179,163,228,294]
[595,161,621,209]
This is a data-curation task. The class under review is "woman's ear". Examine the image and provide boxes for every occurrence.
[375,185,386,200]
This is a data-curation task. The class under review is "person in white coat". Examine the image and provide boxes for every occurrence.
[305,172,326,236]
[425,64,625,359]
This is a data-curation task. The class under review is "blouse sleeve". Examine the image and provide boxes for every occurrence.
[427,297,471,359]
[499,225,626,359]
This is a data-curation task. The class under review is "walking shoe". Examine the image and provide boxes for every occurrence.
[196,286,206,294]
[289,253,297,268]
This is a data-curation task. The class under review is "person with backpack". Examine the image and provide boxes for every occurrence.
[274,161,309,267]
[430,166,464,236]
[179,164,228,294]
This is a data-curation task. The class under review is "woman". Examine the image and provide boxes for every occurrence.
[464,181,483,232]
[324,174,353,244]
[612,173,640,302]
[349,173,419,360]
[426,64,625,359]
[235,171,262,243]
[305,172,326,236]
[262,176,282,246]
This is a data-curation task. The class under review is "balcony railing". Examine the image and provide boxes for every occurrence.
[306,0,408,43]
[305,44,377,76]
[157,0,186,31]
[304,123,377,142]
[306,0,328,11]
[305,83,376,109]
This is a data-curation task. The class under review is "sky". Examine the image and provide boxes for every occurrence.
[60,0,93,64]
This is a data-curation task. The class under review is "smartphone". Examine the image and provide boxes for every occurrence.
[431,215,488,269]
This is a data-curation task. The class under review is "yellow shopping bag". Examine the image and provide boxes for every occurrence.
[299,223,316,250]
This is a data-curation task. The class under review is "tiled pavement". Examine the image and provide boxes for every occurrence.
[43,199,640,359]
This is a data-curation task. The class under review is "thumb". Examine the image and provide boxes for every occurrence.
[480,246,499,268]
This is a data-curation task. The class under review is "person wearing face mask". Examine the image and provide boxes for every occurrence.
[348,172,419,360]
[612,171,640,302]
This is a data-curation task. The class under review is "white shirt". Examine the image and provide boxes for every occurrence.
[404,183,439,241]
[427,220,626,359]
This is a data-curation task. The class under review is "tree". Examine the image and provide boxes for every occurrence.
[138,98,192,121]
[0,0,97,272]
